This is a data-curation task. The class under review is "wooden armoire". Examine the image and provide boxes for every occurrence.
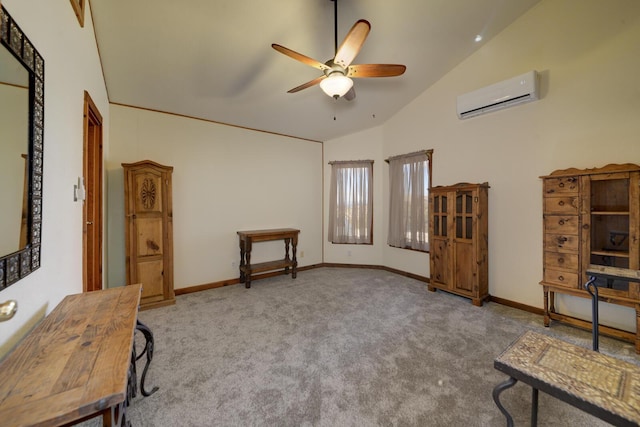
[428,182,489,306]
[123,160,175,310]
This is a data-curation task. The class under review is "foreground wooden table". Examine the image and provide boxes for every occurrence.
[0,285,142,427]
[493,330,640,426]
[237,228,299,288]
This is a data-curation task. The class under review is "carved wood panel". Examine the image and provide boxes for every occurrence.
[123,161,175,310]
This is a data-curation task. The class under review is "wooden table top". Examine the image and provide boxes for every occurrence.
[0,285,141,427]
[495,330,640,425]
[237,228,300,238]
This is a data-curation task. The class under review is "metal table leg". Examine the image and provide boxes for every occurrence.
[492,377,517,427]
[584,275,599,352]
[135,320,159,396]
[531,387,539,426]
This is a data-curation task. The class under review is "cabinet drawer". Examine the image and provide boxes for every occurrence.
[544,233,579,253]
[543,177,579,195]
[544,268,579,288]
[543,215,579,235]
[544,252,579,270]
[543,196,579,214]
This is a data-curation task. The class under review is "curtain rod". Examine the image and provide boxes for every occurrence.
[328,160,374,165]
[384,149,433,163]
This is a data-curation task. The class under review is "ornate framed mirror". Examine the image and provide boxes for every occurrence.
[0,6,44,289]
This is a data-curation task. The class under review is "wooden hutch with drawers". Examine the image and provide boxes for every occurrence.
[540,163,640,352]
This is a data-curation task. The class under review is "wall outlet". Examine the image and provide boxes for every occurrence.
[231,261,236,269]
[300,250,305,258]
[347,250,352,257]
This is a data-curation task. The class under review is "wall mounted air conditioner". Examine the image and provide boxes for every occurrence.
[456,70,539,119]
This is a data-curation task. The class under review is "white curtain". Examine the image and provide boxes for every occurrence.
[387,152,430,251]
[328,161,373,244]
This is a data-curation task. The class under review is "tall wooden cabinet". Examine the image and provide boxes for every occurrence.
[540,164,640,352]
[428,182,489,306]
[123,160,175,310]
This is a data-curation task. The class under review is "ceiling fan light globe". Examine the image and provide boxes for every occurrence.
[320,74,353,99]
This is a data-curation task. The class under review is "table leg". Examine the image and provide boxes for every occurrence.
[104,362,133,427]
[104,400,129,427]
[284,238,291,274]
[531,387,539,427]
[245,249,252,288]
[636,304,640,354]
[245,239,254,288]
[492,377,517,427]
[543,289,550,327]
[291,238,298,279]
[239,240,246,283]
[585,276,600,352]
[135,320,159,397]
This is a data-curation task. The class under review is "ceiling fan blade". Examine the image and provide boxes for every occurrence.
[347,64,407,78]
[272,44,330,71]
[287,75,327,93]
[334,20,371,68]
[343,86,356,101]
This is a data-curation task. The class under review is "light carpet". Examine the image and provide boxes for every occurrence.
[87,267,639,426]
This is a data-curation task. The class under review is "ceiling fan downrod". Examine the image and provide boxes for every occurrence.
[332,0,338,55]
[320,0,353,99]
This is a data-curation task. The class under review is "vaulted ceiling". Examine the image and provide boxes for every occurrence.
[91,0,541,142]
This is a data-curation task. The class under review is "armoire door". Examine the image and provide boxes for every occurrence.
[429,191,451,287]
[453,190,476,295]
[123,160,175,309]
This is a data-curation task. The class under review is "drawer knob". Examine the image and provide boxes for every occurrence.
[558,200,565,206]
[558,275,564,281]
[559,183,565,188]
[558,258,564,264]
[559,219,565,225]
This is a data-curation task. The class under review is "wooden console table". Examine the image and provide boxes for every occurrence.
[0,285,156,427]
[237,228,299,288]
[493,330,640,426]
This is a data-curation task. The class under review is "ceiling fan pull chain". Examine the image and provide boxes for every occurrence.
[333,97,337,121]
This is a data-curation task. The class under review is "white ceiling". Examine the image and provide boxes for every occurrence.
[90,0,541,142]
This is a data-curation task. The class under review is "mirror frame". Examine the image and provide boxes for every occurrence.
[0,6,44,289]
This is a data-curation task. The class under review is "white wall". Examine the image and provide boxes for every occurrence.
[326,0,640,331]
[107,105,323,290]
[0,1,110,357]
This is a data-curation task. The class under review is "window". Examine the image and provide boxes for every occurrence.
[387,150,432,251]
[328,160,373,244]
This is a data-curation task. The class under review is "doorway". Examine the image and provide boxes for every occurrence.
[83,91,103,292]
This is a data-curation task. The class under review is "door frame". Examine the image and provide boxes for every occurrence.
[83,91,103,292]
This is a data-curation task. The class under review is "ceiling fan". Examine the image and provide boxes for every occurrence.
[271,0,406,100]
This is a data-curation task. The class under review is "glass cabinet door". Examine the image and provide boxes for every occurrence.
[453,190,476,293]
[432,194,447,237]
[429,191,450,287]
[455,191,474,241]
